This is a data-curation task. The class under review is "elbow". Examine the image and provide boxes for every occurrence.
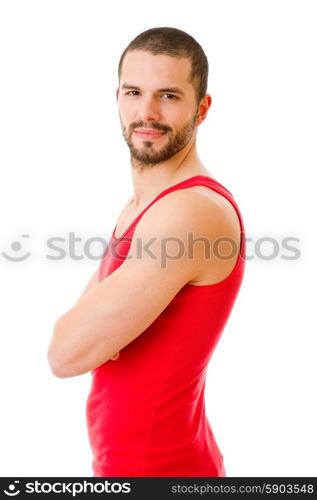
[47,354,86,378]
[47,313,93,378]
[47,348,72,379]
[47,316,75,378]
[47,352,79,379]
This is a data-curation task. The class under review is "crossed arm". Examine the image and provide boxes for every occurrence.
[47,189,238,378]
[75,268,121,361]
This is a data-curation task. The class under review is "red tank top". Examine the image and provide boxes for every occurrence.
[86,175,246,477]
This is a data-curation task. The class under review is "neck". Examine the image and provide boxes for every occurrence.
[130,137,212,207]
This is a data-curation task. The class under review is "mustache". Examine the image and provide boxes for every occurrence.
[129,121,172,134]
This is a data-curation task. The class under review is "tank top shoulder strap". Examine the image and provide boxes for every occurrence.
[156,174,234,198]
[114,175,244,242]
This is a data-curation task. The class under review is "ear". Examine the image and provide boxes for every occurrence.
[195,94,212,126]
[116,87,119,100]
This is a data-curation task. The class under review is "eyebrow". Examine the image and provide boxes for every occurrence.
[121,83,185,96]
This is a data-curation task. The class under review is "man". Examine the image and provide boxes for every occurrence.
[47,27,246,477]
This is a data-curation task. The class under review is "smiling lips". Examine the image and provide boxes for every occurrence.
[134,128,166,139]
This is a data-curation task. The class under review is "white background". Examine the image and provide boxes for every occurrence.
[0,0,316,477]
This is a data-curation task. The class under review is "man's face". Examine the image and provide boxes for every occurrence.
[117,50,199,167]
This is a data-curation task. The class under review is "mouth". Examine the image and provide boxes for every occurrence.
[134,128,166,140]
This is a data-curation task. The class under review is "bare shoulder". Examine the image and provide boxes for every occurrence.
[187,185,241,232]
[132,184,241,238]
[131,185,242,285]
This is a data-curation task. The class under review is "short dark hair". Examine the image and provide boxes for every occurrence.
[118,27,209,105]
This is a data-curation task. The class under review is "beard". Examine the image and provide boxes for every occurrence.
[119,112,197,168]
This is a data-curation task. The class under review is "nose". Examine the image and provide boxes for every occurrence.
[137,94,161,122]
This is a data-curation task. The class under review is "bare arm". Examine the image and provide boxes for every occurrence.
[47,189,239,378]
[57,267,121,361]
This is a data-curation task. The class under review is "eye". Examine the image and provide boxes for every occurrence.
[126,90,140,96]
[162,93,177,100]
